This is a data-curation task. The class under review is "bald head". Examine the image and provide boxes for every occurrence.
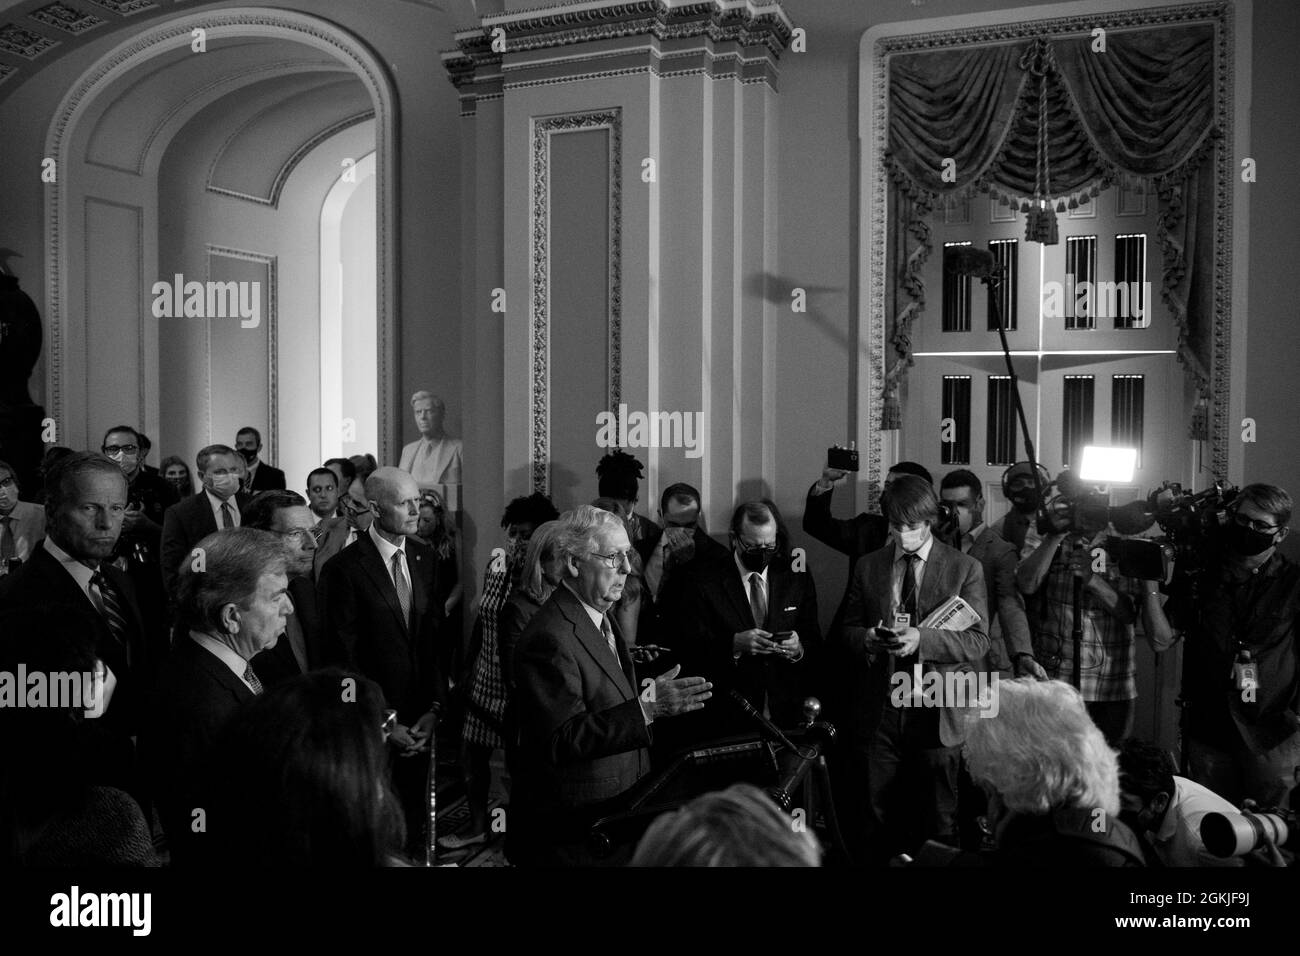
[366,467,421,540]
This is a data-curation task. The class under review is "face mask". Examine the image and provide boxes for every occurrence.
[893,526,930,554]
[1228,523,1277,557]
[238,448,258,463]
[208,474,241,498]
[738,548,773,573]
[108,451,138,474]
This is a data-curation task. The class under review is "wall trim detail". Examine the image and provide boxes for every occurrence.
[205,245,278,463]
[529,108,623,494]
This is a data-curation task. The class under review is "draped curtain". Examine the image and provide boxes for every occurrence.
[882,25,1218,436]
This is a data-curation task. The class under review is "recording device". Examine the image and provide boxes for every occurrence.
[944,245,999,279]
[1035,468,1153,538]
[827,442,859,472]
[933,501,961,547]
[727,688,805,755]
[1200,804,1296,859]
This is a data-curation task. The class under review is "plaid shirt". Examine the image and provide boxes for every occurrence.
[1031,533,1138,702]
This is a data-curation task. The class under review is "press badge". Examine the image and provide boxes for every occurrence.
[894,611,912,629]
[1232,655,1258,693]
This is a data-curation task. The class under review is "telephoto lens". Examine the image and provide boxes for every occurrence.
[1200,809,1293,858]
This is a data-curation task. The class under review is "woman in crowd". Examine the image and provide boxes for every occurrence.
[201,669,408,866]
[159,454,193,498]
[416,490,464,679]
[444,493,559,851]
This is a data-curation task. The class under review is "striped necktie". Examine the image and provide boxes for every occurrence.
[89,570,130,663]
[0,516,14,561]
[748,572,767,629]
[601,615,618,659]
[221,501,235,529]
[391,551,411,627]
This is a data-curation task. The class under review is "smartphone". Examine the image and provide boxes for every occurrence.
[873,627,902,648]
[827,444,860,472]
[772,630,794,642]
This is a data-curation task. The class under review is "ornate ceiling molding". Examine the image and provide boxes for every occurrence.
[443,0,791,111]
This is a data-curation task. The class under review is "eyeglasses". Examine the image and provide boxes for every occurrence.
[1231,513,1280,534]
[381,709,398,741]
[737,542,778,555]
[102,444,138,456]
[279,528,318,545]
[590,549,634,570]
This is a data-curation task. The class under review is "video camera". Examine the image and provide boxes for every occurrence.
[1031,470,1238,585]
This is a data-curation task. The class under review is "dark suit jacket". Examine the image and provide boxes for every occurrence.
[159,491,251,597]
[802,481,890,622]
[312,515,355,581]
[250,574,342,687]
[634,526,730,645]
[0,544,148,734]
[247,462,286,492]
[678,551,820,736]
[967,526,1033,671]
[510,586,651,862]
[840,539,990,747]
[317,531,445,723]
[146,634,255,862]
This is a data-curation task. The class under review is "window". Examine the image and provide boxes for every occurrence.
[1111,374,1145,468]
[1065,235,1096,330]
[1113,233,1147,328]
[987,239,1017,331]
[941,376,971,464]
[986,375,1017,465]
[942,241,972,332]
[1062,375,1095,469]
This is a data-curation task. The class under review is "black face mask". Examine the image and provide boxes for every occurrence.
[238,448,258,463]
[737,548,773,573]
[1228,523,1277,557]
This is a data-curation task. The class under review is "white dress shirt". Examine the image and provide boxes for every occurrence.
[205,488,240,528]
[368,523,411,595]
[1147,776,1246,867]
[43,536,98,604]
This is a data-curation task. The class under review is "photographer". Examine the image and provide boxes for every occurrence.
[1017,521,1143,745]
[1141,484,1300,807]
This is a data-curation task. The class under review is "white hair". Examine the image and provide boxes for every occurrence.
[555,505,624,566]
[964,679,1120,817]
[409,391,445,410]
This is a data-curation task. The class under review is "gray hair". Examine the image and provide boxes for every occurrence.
[176,528,289,636]
[964,679,1121,818]
[409,391,445,410]
[196,444,239,475]
[631,784,821,867]
[554,505,624,567]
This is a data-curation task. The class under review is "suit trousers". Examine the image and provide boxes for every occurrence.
[866,704,960,862]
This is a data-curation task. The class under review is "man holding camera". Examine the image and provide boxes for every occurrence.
[1142,484,1300,807]
[1017,520,1141,746]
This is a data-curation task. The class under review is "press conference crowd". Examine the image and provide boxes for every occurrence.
[1,397,1297,867]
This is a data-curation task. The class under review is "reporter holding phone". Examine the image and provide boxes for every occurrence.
[839,475,989,864]
[676,499,821,744]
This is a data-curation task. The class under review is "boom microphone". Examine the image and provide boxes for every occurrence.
[944,246,998,278]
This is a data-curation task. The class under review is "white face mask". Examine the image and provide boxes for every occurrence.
[208,473,241,498]
[894,526,930,554]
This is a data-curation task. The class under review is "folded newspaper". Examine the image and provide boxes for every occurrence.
[917,595,982,630]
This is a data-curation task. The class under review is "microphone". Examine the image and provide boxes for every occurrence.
[944,246,997,278]
[727,689,801,754]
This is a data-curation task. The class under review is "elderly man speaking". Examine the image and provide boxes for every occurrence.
[509,505,713,866]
